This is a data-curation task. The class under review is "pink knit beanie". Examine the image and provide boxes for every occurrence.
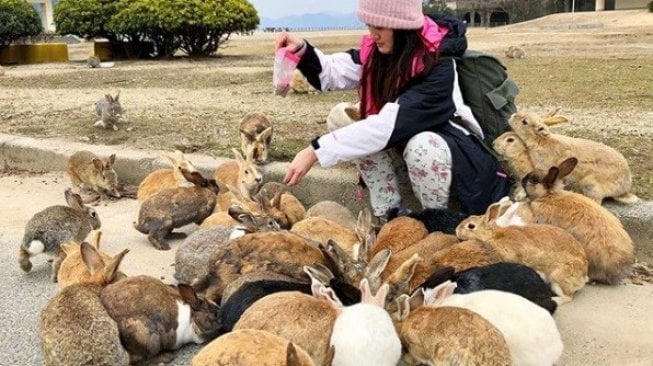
[357,0,424,30]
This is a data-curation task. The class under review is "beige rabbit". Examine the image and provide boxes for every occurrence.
[191,329,319,366]
[39,242,130,366]
[57,231,127,289]
[202,231,326,302]
[234,291,338,365]
[68,150,120,202]
[137,150,197,204]
[213,149,262,206]
[239,112,274,164]
[522,157,635,285]
[509,110,638,204]
[368,216,429,258]
[456,202,588,303]
[396,282,512,365]
[326,102,361,131]
[505,46,526,59]
[306,200,357,230]
[493,131,533,201]
[290,69,314,94]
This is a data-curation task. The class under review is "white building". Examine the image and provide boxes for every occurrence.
[26,0,58,32]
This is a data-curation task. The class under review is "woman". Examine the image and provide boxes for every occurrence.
[279,0,510,220]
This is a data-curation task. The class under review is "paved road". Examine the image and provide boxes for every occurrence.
[1,172,651,366]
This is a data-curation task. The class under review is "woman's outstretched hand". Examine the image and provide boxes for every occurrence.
[284,146,318,186]
[275,31,304,52]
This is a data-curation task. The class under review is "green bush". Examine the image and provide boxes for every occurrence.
[110,0,259,57]
[422,1,455,17]
[53,0,120,42]
[0,0,43,49]
[648,1,653,12]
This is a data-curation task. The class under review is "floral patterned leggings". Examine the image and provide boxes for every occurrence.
[355,132,453,217]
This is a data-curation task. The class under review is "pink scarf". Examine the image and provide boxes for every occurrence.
[358,16,449,117]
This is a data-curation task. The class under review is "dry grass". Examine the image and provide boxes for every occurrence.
[0,10,651,197]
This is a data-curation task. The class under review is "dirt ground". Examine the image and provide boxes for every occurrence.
[0,10,651,197]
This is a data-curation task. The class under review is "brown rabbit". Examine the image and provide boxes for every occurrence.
[493,131,533,201]
[522,157,635,285]
[39,242,130,366]
[239,112,274,164]
[137,150,197,204]
[191,329,318,366]
[100,275,221,365]
[306,200,357,230]
[258,189,307,229]
[234,291,338,365]
[68,150,120,202]
[456,202,588,303]
[397,282,512,365]
[203,231,326,303]
[505,46,526,59]
[57,231,127,289]
[509,110,638,204]
[134,169,220,250]
[19,189,101,282]
[368,216,429,258]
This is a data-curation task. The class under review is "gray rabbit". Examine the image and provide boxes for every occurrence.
[19,189,101,282]
[94,92,123,130]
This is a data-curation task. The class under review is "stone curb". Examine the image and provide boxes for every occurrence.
[1,133,651,262]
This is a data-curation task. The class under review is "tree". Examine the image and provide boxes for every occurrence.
[0,0,43,49]
[422,0,455,16]
[53,0,121,42]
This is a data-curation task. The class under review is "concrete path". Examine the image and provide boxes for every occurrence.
[0,171,651,365]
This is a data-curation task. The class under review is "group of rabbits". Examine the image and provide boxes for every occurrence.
[18,101,638,365]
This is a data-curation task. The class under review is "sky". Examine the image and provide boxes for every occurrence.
[248,0,358,19]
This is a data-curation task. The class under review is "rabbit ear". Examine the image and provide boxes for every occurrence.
[303,264,333,286]
[364,248,391,287]
[286,342,300,366]
[543,167,560,189]
[359,278,372,303]
[344,104,361,121]
[178,284,201,309]
[80,241,105,275]
[90,230,102,249]
[227,206,257,229]
[424,280,457,306]
[270,191,282,209]
[107,154,116,167]
[92,158,104,172]
[372,283,389,307]
[542,115,568,126]
[114,91,120,102]
[181,169,206,186]
[105,94,113,102]
[65,189,85,211]
[323,346,336,366]
[386,253,421,296]
[164,152,179,167]
[312,282,343,308]
[257,126,274,142]
[484,203,502,224]
[103,248,129,283]
[232,148,245,164]
[355,207,373,240]
[408,287,426,311]
[557,157,578,179]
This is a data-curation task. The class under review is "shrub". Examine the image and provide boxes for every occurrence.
[53,0,120,42]
[0,0,43,49]
[648,1,652,12]
[422,0,455,17]
[110,0,259,57]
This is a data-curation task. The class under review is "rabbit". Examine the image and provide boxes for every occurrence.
[39,242,130,366]
[257,188,307,229]
[137,150,197,204]
[306,200,357,230]
[87,55,101,68]
[395,282,512,365]
[290,209,371,256]
[100,275,221,365]
[493,131,533,201]
[234,291,338,366]
[387,206,469,234]
[239,112,274,164]
[521,157,635,285]
[505,46,526,59]
[326,101,360,131]
[420,263,558,314]
[435,282,563,366]
[57,231,128,289]
[202,231,326,303]
[175,208,281,285]
[456,202,589,303]
[134,169,220,250]
[19,189,101,282]
[220,266,361,333]
[191,329,319,366]
[94,92,123,130]
[220,271,304,304]
[320,279,401,366]
[368,216,428,258]
[213,148,262,204]
[509,110,638,204]
[290,69,314,94]
[68,150,120,202]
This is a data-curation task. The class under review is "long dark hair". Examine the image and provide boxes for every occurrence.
[360,29,439,117]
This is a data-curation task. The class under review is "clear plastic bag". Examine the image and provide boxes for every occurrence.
[272,48,300,97]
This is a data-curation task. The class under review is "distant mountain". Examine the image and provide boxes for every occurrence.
[260,12,363,30]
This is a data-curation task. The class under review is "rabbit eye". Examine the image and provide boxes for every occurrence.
[521,119,528,125]
[244,170,249,175]
[506,137,514,143]
[90,211,97,218]
[528,176,540,184]
[467,223,476,229]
